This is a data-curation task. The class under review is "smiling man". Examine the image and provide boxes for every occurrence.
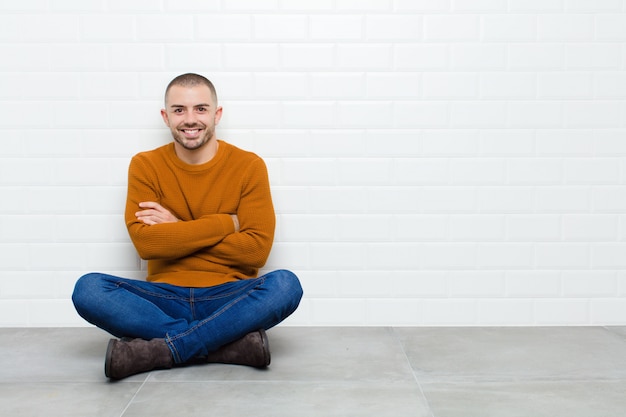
[72,73,303,379]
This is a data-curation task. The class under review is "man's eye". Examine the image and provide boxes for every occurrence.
[174,108,183,113]
[197,107,206,112]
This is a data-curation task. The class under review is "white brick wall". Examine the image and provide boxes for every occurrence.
[1,1,626,327]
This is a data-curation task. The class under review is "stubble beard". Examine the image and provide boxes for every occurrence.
[172,124,215,151]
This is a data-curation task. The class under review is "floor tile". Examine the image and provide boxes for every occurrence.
[422,380,626,417]
[0,328,114,382]
[395,326,626,381]
[150,327,416,383]
[0,382,141,417]
[123,381,431,417]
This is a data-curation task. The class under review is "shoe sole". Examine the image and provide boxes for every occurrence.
[259,329,271,367]
[104,339,116,378]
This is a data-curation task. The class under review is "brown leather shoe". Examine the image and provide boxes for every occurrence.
[105,338,173,380]
[205,329,271,368]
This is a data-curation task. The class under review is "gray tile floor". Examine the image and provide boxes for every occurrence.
[1,326,626,416]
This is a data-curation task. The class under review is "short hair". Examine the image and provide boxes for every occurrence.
[164,73,218,105]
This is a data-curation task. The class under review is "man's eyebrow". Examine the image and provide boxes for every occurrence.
[169,103,212,108]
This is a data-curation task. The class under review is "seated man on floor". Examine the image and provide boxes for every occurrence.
[72,73,303,379]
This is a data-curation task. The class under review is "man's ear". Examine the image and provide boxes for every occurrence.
[160,109,169,125]
[214,106,223,126]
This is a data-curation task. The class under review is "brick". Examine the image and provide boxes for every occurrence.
[424,299,478,325]
[508,101,563,128]
[280,158,335,186]
[564,102,622,128]
[222,0,279,10]
[338,215,393,241]
[394,44,449,70]
[223,101,281,128]
[507,215,561,241]
[479,300,534,325]
[450,102,507,128]
[81,14,134,41]
[565,159,620,185]
[422,130,480,156]
[395,102,449,128]
[394,215,449,241]
[337,101,393,128]
[450,159,507,184]
[535,187,590,213]
[365,299,423,326]
[312,73,365,99]
[282,101,336,128]
[592,244,626,268]
[508,158,563,185]
[337,0,392,11]
[535,243,591,268]
[452,44,507,70]
[595,14,626,40]
[448,271,505,297]
[309,187,368,213]
[366,14,421,40]
[310,299,367,325]
[196,15,252,40]
[281,44,334,69]
[478,187,534,213]
[310,15,363,40]
[272,187,309,214]
[594,130,626,155]
[450,215,506,241]
[420,243,478,269]
[367,187,416,213]
[592,187,626,213]
[336,271,392,297]
[0,73,80,99]
[311,243,367,270]
[394,0,450,11]
[418,188,476,213]
[538,14,594,41]
[478,244,534,268]
[314,130,366,157]
[393,158,449,185]
[534,300,590,325]
[509,0,562,11]
[254,15,308,40]
[480,130,535,156]
[594,72,626,98]
[110,44,163,71]
[365,130,421,157]
[337,158,393,185]
[567,0,622,11]
[590,299,626,325]
[254,73,309,99]
[0,244,29,269]
[482,15,536,41]
[280,214,337,241]
[505,271,561,297]
[224,44,280,69]
[535,129,593,156]
[366,73,419,99]
[21,14,79,42]
[480,73,536,99]
[562,271,618,296]
[537,72,593,99]
[424,15,480,41]
[423,73,479,99]
[337,45,393,70]
[136,15,194,41]
[508,44,564,70]
[566,44,622,70]
[81,73,139,99]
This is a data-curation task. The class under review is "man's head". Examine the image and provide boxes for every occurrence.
[161,73,222,158]
[164,73,218,106]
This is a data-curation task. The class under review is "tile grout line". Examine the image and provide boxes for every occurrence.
[118,376,150,417]
[390,327,436,417]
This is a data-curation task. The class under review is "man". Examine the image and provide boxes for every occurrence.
[72,73,303,380]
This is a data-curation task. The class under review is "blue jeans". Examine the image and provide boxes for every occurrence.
[72,269,303,364]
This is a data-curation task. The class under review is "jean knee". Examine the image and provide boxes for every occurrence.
[72,272,105,311]
[270,269,303,302]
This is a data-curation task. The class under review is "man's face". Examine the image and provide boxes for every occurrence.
[161,84,222,152]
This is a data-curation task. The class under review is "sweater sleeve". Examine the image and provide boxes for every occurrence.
[124,155,235,260]
[202,158,275,269]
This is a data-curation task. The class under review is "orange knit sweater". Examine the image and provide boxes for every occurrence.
[124,140,275,287]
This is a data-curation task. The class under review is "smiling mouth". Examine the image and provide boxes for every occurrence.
[181,128,203,138]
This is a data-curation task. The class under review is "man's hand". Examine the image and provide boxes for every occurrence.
[136,202,179,225]
[230,214,240,232]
